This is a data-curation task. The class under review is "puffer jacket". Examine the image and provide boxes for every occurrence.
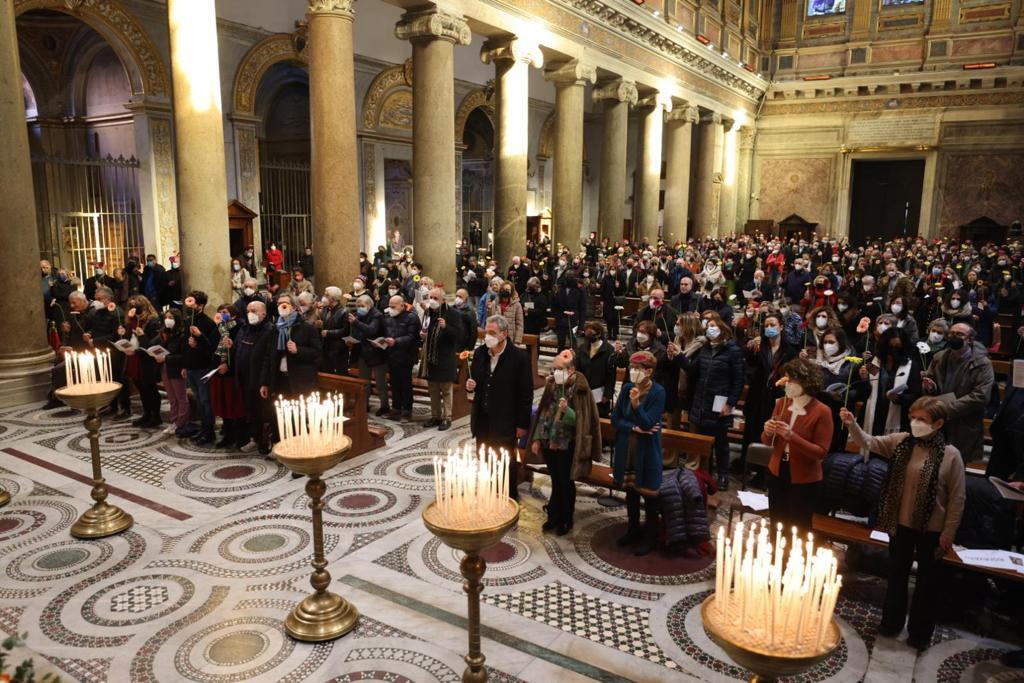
[674,339,745,426]
[820,452,889,521]
[659,468,710,547]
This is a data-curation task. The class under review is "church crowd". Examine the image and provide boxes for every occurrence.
[37,229,1024,654]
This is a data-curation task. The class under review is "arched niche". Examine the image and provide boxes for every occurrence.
[362,60,412,132]
[232,33,307,117]
[455,87,494,142]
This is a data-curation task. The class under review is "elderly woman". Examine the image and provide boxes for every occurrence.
[262,293,322,400]
[487,280,524,345]
[611,350,665,556]
[761,357,834,533]
[230,258,251,299]
[840,397,965,651]
[529,350,602,535]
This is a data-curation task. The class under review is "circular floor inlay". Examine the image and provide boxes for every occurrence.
[338,494,377,509]
[481,541,516,564]
[414,463,434,476]
[590,521,714,577]
[213,465,256,480]
[206,631,268,666]
[34,548,88,570]
[242,533,287,553]
[0,517,20,533]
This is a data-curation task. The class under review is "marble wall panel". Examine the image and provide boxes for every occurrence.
[756,156,835,228]
[937,152,1024,235]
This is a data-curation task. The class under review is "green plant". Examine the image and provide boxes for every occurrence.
[0,634,60,683]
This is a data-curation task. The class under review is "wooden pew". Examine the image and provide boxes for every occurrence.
[590,419,716,492]
[811,513,1024,583]
[317,372,387,457]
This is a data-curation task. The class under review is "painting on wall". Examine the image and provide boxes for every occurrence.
[807,0,846,17]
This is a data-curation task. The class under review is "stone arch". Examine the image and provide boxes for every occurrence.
[455,87,494,141]
[538,110,588,162]
[232,33,307,117]
[362,60,412,132]
[14,0,169,98]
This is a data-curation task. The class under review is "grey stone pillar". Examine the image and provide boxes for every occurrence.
[634,92,672,246]
[663,105,698,243]
[592,79,637,242]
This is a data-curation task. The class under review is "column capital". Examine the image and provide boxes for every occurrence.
[739,125,755,148]
[307,0,355,19]
[721,117,737,132]
[666,105,699,124]
[480,36,543,68]
[701,111,723,126]
[637,92,673,113]
[394,7,471,45]
[592,79,638,106]
[543,59,596,86]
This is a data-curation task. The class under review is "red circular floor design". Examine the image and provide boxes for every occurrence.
[590,521,715,577]
[0,517,20,533]
[213,465,255,480]
[480,541,515,564]
[338,494,377,509]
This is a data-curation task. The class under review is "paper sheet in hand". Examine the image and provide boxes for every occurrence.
[524,302,534,310]
[1013,359,1024,389]
[591,387,604,403]
[737,490,769,511]
[113,339,135,353]
[869,530,890,543]
[342,336,360,345]
[712,395,728,413]
[369,337,389,350]
[144,345,168,358]
[990,477,1024,501]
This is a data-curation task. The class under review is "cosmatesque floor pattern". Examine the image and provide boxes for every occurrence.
[0,397,1021,682]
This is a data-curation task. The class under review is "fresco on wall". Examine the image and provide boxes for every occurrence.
[807,0,846,17]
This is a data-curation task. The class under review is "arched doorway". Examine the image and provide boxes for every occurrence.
[461,107,494,253]
[18,8,144,278]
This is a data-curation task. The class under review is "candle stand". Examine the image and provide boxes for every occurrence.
[422,499,519,683]
[57,382,133,539]
[272,433,359,642]
[701,595,840,683]
[0,487,9,507]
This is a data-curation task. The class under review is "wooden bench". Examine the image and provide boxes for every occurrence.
[317,372,387,458]
[811,513,1024,583]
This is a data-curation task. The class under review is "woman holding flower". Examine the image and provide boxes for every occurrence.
[859,327,921,442]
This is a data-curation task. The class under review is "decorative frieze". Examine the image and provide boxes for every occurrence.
[637,92,674,112]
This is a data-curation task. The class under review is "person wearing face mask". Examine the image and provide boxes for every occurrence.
[260,293,322,415]
[264,242,285,277]
[179,291,220,445]
[296,291,319,325]
[783,258,812,303]
[234,300,275,454]
[237,245,256,274]
[920,323,994,462]
[207,304,246,449]
[941,291,972,325]
[800,276,837,312]
[286,267,315,299]
[552,275,586,351]
[521,277,549,335]
[318,287,351,376]
[486,283,524,346]
[886,295,919,345]
[84,261,116,302]
[840,397,964,651]
[761,357,833,533]
[600,262,627,339]
[576,321,618,418]
[346,275,368,304]
[380,294,421,424]
[421,288,461,429]
[377,278,404,312]
[229,259,251,298]
[920,318,949,364]
[346,293,389,416]
[673,315,745,490]
[155,309,191,436]
[529,350,601,535]
[634,288,679,343]
[140,253,167,309]
[123,295,164,430]
[468,316,534,501]
[450,288,478,353]
[296,245,314,285]
[233,277,269,319]
[507,255,530,295]
[611,351,665,555]
[856,326,921,442]
[804,306,839,350]
[476,276,503,327]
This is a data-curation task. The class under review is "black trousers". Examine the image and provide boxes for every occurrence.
[542,446,575,526]
[883,525,941,643]
[138,372,161,418]
[604,313,619,341]
[697,421,730,478]
[241,384,266,446]
[556,326,576,352]
[388,361,414,411]
[767,460,819,533]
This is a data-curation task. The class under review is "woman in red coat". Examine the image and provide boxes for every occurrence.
[264,242,285,274]
[761,356,834,533]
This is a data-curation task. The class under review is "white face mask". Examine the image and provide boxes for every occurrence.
[454,296,464,306]
[780,307,789,316]
[784,382,804,399]
[484,333,501,349]
[247,312,260,325]
[815,316,829,329]
[877,323,891,334]
[700,319,708,329]
[388,307,402,317]
[428,299,441,310]
[353,282,363,290]
[891,303,903,314]
[837,303,849,312]
[389,288,399,296]
[928,331,944,343]
[553,369,569,385]
[164,318,176,329]
[673,325,682,338]
[635,332,649,345]
[629,368,647,384]
[910,419,936,438]
[823,342,840,356]
[706,325,721,340]
[950,299,962,309]
[418,286,428,296]
[243,287,255,297]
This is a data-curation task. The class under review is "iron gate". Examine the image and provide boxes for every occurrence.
[259,158,311,270]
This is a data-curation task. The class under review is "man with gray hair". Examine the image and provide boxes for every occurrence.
[467,314,534,501]
[383,294,420,422]
[422,287,461,430]
[349,293,389,415]
[319,286,351,375]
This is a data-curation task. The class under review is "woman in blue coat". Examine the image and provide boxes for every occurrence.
[612,350,665,556]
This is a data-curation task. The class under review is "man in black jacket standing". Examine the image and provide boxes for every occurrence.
[182,291,219,445]
[235,300,275,454]
[320,286,351,375]
[260,293,322,402]
[422,287,461,431]
[552,275,586,351]
[350,294,389,415]
[467,315,533,501]
[383,295,420,422]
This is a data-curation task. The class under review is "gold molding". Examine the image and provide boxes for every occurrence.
[454,87,494,142]
[232,33,307,116]
[840,144,932,153]
[361,61,411,132]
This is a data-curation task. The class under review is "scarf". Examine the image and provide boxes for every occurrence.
[877,430,946,535]
[275,312,298,351]
[425,305,445,367]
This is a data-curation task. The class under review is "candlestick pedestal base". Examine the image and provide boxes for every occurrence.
[0,488,10,507]
[423,500,520,683]
[57,383,134,539]
[700,595,840,683]
[272,434,359,643]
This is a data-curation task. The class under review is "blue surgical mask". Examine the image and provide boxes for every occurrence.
[356,307,368,317]
[764,326,780,339]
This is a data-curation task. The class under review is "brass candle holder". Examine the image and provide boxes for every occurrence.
[0,487,9,507]
[272,434,359,642]
[56,382,134,539]
[422,499,520,683]
[700,595,841,683]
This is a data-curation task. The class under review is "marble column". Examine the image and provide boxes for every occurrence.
[634,92,672,246]
[593,79,637,241]
[718,118,739,236]
[167,0,232,305]
[544,60,595,253]
[481,37,542,268]
[0,0,53,406]
[307,0,360,289]
[736,125,755,232]
[663,105,698,243]
[396,8,470,290]
[692,112,725,238]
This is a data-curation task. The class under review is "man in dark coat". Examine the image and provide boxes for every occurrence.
[507,256,530,296]
[551,275,586,351]
[782,257,812,305]
[260,293,322,402]
[319,286,351,375]
[422,287,461,430]
[234,300,275,454]
[383,294,421,422]
[349,294,389,415]
[634,288,678,342]
[84,263,117,301]
[451,288,478,353]
[672,276,701,314]
[141,254,166,307]
[467,315,534,501]
[577,321,618,417]
[182,290,220,445]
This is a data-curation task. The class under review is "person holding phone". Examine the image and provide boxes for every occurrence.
[840,396,965,651]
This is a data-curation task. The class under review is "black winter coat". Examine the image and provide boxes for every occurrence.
[233,320,275,390]
[675,340,745,426]
[423,305,461,382]
[351,307,387,366]
[452,303,478,352]
[521,290,549,335]
[182,311,219,370]
[551,286,586,331]
[383,310,421,366]
[320,305,352,375]
[575,340,617,414]
[261,320,322,396]
[469,342,533,446]
[743,336,798,446]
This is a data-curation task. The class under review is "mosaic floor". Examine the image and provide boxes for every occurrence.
[0,393,1021,683]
